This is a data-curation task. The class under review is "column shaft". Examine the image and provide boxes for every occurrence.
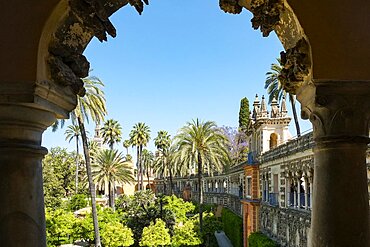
[311,140,369,246]
[304,177,309,210]
[0,105,55,246]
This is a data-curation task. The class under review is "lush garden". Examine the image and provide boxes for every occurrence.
[45,191,223,247]
[42,72,283,246]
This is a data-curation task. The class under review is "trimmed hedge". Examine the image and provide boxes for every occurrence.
[249,232,279,247]
[221,208,243,247]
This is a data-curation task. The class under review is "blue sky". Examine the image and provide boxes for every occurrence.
[43,0,312,154]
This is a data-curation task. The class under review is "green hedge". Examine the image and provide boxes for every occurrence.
[248,232,279,247]
[221,208,243,247]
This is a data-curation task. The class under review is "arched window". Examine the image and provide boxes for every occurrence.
[270,133,278,149]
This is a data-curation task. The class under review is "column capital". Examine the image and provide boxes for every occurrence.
[297,80,370,143]
[0,104,56,146]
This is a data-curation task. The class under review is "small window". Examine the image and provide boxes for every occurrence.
[246,177,252,197]
[270,133,278,149]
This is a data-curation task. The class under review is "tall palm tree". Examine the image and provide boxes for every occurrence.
[65,124,81,194]
[154,145,179,195]
[174,119,229,233]
[101,119,122,150]
[123,139,131,155]
[92,149,134,210]
[142,149,154,190]
[129,122,151,191]
[154,130,171,151]
[154,131,174,194]
[54,75,107,246]
[265,58,301,137]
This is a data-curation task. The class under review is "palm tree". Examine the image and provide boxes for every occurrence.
[65,124,81,194]
[174,119,229,233]
[129,122,151,191]
[93,149,134,210]
[123,139,131,155]
[154,130,171,151]
[53,75,107,246]
[101,119,122,150]
[142,149,154,190]
[154,131,174,194]
[154,145,179,195]
[265,58,301,137]
[88,140,100,162]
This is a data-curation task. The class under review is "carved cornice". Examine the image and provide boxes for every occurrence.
[219,0,243,14]
[279,38,311,94]
[250,0,284,37]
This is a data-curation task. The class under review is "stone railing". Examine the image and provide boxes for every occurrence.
[260,204,311,247]
[261,132,314,163]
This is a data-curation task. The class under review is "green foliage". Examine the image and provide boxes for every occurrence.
[193,212,223,247]
[163,195,195,223]
[45,209,77,246]
[101,221,134,247]
[68,194,87,211]
[140,219,171,247]
[117,191,175,245]
[221,208,243,247]
[193,203,217,214]
[238,97,250,132]
[73,207,125,244]
[101,119,122,149]
[43,147,76,209]
[249,232,279,247]
[172,220,202,247]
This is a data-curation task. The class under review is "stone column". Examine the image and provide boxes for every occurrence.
[293,181,297,208]
[297,177,301,208]
[0,104,55,246]
[286,176,290,207]
[299,81,370,246]
[309,178,313,209]
[303,175,309,210]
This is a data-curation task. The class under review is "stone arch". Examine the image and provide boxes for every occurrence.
[34,0,313,122]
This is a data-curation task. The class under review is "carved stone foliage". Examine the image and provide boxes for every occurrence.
[47,0,149,97]
[219,0,243,14]
[250,0,284,37]
[283,157,314,179]
[300,81,370,141]
[279,38,311,95]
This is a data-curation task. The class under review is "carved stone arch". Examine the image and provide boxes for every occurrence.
[221,0,313,94]
[36,0,149,119]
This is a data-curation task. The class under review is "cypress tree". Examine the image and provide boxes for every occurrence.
[238,97,250,132]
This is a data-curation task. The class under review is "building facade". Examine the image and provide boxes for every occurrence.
[155,97,370,247]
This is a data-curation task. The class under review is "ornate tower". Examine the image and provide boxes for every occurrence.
[247,95,292,158]
[93,124,104,148]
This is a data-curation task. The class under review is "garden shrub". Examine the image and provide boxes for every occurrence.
[101,221,134,247]
[140,219,171,247]
[163,195,195,223]
[68,194,87,211]
[171,220,202,247]
[221,208,243,247]
[248,232,279,247]
[192,212,223,247]
[45,209,77,246]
